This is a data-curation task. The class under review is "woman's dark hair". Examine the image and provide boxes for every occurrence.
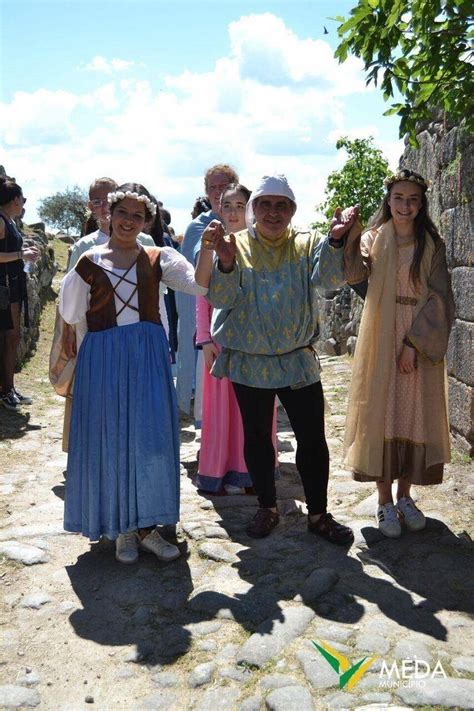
[0,176,23,206]
[370,168,441,289]
[109,182,155,223]
[160,208,172,226]
[148,211,165,246]
[191,196,211,219]
[220,182,252,205]
[83,213,99,236]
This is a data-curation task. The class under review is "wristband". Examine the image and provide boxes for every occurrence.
[328,235,343,248]
[218,259,235,273]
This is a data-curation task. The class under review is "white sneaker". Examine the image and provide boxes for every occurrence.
[376,503,402,538]
[139,529,180,562]
[116,532,139,564]
[397,496,426,531]
[224,484,245,495]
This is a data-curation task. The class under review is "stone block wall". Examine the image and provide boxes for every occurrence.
[317,117,473,454]
[18,225,57,362]
[402,118,473,455]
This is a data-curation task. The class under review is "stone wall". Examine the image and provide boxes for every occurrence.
[317,117,473,454]
[18,224,57,362]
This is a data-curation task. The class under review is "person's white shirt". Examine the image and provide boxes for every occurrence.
[60,246,207,350]
[66,232,171,339]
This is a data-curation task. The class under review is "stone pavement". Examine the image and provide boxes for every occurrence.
[1,345,473,710]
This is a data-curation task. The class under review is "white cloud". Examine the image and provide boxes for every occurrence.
[83,56,134,73]
[229,13,367,94]
[1,14,402,232]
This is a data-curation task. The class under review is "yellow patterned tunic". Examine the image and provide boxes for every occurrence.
[208,227,345,389]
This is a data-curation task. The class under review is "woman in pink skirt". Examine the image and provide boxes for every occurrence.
[195,183,277,494]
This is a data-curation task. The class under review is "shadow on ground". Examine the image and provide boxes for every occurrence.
[65,462,474,668]
[64,406,474,666]
[0,409,43,441]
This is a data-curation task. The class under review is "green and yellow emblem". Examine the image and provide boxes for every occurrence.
[312,640,376,690]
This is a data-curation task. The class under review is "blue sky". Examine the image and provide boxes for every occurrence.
[1,0,404,231]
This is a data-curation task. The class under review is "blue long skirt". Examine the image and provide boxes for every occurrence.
[64,321,180,541]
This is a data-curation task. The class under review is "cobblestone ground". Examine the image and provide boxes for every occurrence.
[1,263,473,710]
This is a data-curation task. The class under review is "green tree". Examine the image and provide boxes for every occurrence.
[313,136,389,232]
[334,0,474,143]
[38,186,88,234]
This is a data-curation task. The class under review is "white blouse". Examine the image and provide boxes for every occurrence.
[59,246,207,329]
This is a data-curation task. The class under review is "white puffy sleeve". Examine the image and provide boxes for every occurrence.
[59,269,91,325]
[160,247,208,296]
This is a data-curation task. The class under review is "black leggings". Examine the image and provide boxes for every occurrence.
[232,381,329,514]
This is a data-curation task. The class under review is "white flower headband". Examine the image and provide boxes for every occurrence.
[384,169,431,191]
[107,190,157,216]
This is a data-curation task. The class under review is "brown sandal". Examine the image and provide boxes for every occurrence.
[246,508,280,538]
[308,512,354,545]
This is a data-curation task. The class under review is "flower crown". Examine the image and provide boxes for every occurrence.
[107,190,157,216]
[384,169,431,191]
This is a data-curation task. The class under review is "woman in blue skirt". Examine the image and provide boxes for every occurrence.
[58,183,214,564]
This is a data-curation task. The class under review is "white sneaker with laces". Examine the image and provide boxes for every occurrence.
[376,503,402,538]
[139,529,180,561]
[396,496,426,531]
[116,532,139,564]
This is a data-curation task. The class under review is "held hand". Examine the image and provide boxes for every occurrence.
[214,232,237,270]
[330,205,360,242]
[201,220,225,251]
[202,342,219,371]
[397,345,416,374]
[63,323,77,359]
[22,246,40,263]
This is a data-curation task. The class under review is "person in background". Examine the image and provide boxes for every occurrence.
[161,208,181,250]
[175,164,238,424]
[0,176,39,410]
[158,208,179,361]
[68,178,118,271]
[82,213,99,237]
[191,196,211,220]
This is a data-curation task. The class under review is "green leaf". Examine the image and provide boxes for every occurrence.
[334,0,473,143]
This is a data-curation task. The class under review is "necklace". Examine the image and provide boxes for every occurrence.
[395,231,415,247]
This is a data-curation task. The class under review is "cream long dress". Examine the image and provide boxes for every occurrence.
[344,221,454,484]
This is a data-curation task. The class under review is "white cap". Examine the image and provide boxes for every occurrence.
[245,174,297,237]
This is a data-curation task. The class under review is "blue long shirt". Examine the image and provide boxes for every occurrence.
[208,228,345,389]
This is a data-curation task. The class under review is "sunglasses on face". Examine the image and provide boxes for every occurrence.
[90,198,108,207]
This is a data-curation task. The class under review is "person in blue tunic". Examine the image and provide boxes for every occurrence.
[58,183,214,565]
[175,164,238,419]
[207,174,359,543]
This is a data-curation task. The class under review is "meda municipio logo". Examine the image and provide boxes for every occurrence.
[312,640,376,690]
[312,639,448,691]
